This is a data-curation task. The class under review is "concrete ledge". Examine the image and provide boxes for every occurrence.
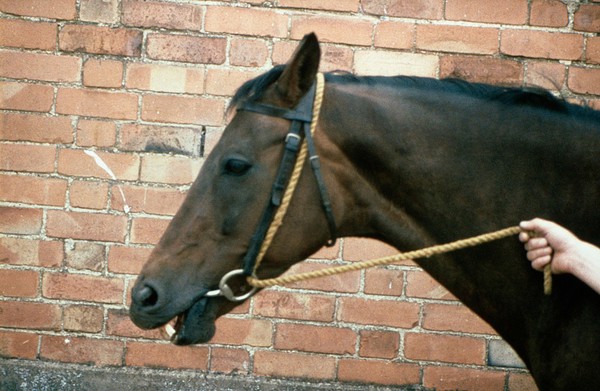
[1,359,429,391]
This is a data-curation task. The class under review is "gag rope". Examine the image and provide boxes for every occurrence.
[246,73,552,295]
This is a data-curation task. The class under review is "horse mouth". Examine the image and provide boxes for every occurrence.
[164,296,216,345]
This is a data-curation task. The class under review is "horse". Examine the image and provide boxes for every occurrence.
[130,33,600,390]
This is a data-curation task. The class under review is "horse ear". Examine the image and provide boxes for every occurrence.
[276,33,321,105]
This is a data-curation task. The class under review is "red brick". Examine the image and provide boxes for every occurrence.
[210,347,250,374]
[0,238,63,268]
[146,33,226,64]
[141,94,224,125]
[69,180,110,210]
[56,88,138,120]
[525,61,566,90]
[46,210,128,242]
[446,0,528,24]
[205,6,288,38]
[119,123,200,155]
[587,37,600,65]
[65,241,104,271]
[111,185,186,216]
[275,323,356,355]
[440,55,523,85]
[508,373,539,391]
[423,303,496,334]
[76,119,117,147]
[126,63,204,94]
[253,351,336,380]
[530,0,569,27]
[374,21,414,50]
[106,308,164,339]
[423,366,506,391]
[63,305,104,332]
[211,317,272,347]
[107,245,152,275]
[57,149,140,180]
[230,38,269,67]
[280,261,361,293]
[337,297,419,328]
[123,0,203,30]
[0,81,54,112]
[0,301,61,330]
[278,0,358,11]
[364,268,404,296]
[205,69,261,97]
[291,15,373,46]
[0,174,67,206]
[140,154,202,185]
[80,0,119,23]
[253,290,335,322]
[83,59,123,88]
[362,0,443,19]
[0,144,56,173]
[359,330,399,359]
[405,333,486,364]
[416,25,498,55]
[43,272,124,304]
[0,113,73,144]
[568,67,600,95]
[41,336,123,366]
[130,217,171,245]
[0,0,76,19]
[574,4,600,32]
[59,25,142,56]
[0,331,38,359]
[0,207,43,235]
[0,50,81,83]
[0,269,39,297]
[0,19,57,50]
[343,237,409,263]
[126,341,209,369]
[406,270,457,300]
[501,30,583,60]
[338,359,420,385]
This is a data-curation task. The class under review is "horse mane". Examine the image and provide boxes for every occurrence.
[229,66,600,122]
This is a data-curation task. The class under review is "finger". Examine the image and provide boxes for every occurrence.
[518,231,531,243]
[526,247,552,261]
[524,238,549,251]
[531,255,552,271]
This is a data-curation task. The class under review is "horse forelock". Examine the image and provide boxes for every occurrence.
[227,65,285,114]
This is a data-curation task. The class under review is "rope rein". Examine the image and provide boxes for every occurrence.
[245,73,552,295]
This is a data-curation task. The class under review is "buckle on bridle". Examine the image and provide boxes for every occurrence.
[204,269,258,302]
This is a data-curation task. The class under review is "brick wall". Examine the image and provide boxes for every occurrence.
[1,1,599,390]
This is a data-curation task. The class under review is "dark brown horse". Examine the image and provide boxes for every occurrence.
[130,34,600,390]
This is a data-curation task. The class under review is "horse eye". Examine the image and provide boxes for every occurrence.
[224,158,251,176]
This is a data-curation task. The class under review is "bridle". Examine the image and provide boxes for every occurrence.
[203,73,336,302]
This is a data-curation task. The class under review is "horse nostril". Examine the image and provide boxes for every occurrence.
[134,284,159,308]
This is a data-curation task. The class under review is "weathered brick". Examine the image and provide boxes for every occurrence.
[587,37,600,65]
[530,0,569,27]
[423,303,496,334]
[488,339,526,368]
[106,309,164,339]
[364,268,404,296]
[65,241,105,271]
[0,207,43,235]
[69,180,110,210]
[440,55,523,85]
[337,297,419,328]
[0,81,54,112]
[0,331,38,359]
[140,154,202,185]
[210,347,250,374]
[130,217,171,244]
[406,270,457,300]
[63,305,104,333]
[574,4,600,32]
[46,210,128,242]
[123,0,203,30]
[0,174,66,206]
[57,149,140,180]
[83,59,123,88]
[210,317,272,347]
[0,238,63,268]
[338,359,420,385]
[230,38,269,67]
[568,67,600,95]
[80,0,119,23]
[253,290,335,322]
[0,113,73,144]
[501,30,583,60]
[0,144,56,173]
[291,15,373,46]
[0,0,76,19]
[146,34,226,64]
[205,6,288,38]
[43,272,124,304]
[0,19,57,50]
[278,0,358,12]
[374,21,414,50]
[362,0,443,19]
[0,269,39,297]
[126,341,209,370]
[126,63,205,94]
[343,237,407,263]
[525,61,566,90]
[405,333,486,364]
[280,261,360,293]
[119,123,201,155]
[111,185,186,216]
[107,245,152,275]
[59,25,142,56]
[275,323,356,355]
[76,119,117,148]
[253,351,336,380]
[508,373,538,391]
[359,330,400,359]
[423,366,506,391]
[354,50,438,77]
[0,301,61,330]
[205,69,261,97]
[416,25,498,55]
[56,88,138,120]
[446,0,528,24]
[141,94,224,125]
[40,336,123,366]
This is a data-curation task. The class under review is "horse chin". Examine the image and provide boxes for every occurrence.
[168,297,217,345]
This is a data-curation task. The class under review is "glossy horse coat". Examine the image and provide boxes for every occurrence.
[130,34,600,390]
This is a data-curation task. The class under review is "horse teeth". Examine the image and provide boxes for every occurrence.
[165,323,176,337]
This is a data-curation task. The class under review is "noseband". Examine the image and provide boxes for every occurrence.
[205,73,336,301]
